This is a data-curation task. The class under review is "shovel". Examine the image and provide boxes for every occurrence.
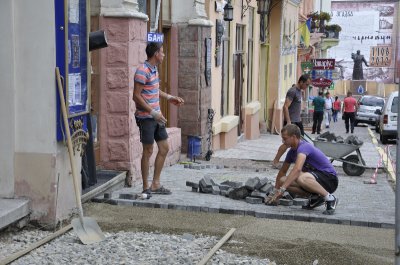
[56,67,105,244]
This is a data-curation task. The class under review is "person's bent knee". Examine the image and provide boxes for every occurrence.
[157,140,169,156]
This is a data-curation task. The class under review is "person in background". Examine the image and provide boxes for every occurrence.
[332,96,341,123]
[342,91,357,134]
[311,91,325,134]
[324,91,334,129]
[272,75,311,168]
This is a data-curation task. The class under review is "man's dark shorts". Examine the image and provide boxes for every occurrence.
[284,121,305,136]
[309,170,338,194]
[136,118,168,144]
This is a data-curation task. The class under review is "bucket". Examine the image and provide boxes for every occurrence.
[187,135,202,160]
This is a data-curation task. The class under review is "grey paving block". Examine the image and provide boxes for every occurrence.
[279,199,293,206]
[192,187,198,192]
[293,198,309,206]
[326,218,339,224]
[258,177,269,189]
[168,204,176,209]
[200,207,209,212]
[255,211,267,218]
[119,193,137,200]
[245,177,261,191]
[309,216,327,224]
[206,165,212,168]
[220,180,243,188]
[259,183,274,194]
[228,186,250,200]
[283,192,294,200]
[233,209,245,215]
[212,185,221,195]
[184,164,189,168]
[159,203,169,209]
[186,181,199,188]
[245,210,255,216]
[381,223,395,229]
[250,190,267,199]
[175,205,187,211]
[220,208,234,214]
[219,185,231,191]
[221,190,228,197]
[338,219,351,226]
[200,186,213,193]
[103,192,112,199]
[245,197,263,204]
[187,206,201,212]
[208,207,220,213]
[199,176,214,189]
[281,213,294,220]
[368,222,381,228]
[294,215,311,222]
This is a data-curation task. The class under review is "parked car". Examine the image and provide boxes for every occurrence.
[355,95,385,126]
[377,91,398,144]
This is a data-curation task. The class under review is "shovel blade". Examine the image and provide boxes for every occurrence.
[71,217,105,244]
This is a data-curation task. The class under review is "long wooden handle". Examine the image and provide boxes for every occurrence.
[55,67,84,223]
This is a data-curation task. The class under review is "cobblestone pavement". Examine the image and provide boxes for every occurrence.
[94,120,395,228]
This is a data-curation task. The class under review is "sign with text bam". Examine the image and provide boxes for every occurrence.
[369,46,392,67]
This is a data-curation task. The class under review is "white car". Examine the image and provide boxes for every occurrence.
[377,91,398,144]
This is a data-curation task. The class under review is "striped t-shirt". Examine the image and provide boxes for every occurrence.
[134,61,160,118]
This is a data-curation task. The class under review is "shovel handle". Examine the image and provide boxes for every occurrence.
[55,67,85,224]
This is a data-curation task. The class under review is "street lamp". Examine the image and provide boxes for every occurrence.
[223,0,233,21]
[256,0,269,15]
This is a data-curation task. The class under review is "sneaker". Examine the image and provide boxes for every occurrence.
[302,195,325,210]
[323,195,338,215]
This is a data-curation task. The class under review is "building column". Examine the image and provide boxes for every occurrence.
[98,0,148,182]
[0,0,15,197]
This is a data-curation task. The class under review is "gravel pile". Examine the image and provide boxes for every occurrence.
[1,229,276,265]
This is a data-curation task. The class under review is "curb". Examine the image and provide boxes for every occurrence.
[368,128,396,182]
[92,197,394,229]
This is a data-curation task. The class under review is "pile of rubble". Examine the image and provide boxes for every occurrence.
[315,131,363,145]
[186,176,308,206]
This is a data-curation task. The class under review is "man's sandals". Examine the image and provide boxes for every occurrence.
[150,186,171,195]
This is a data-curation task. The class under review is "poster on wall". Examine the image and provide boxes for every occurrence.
[329,1,397,83]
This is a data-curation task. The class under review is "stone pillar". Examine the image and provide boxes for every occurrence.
[99,0,148,182]
[178,25,212,153]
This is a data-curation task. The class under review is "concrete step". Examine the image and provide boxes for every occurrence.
[0,198,30,230]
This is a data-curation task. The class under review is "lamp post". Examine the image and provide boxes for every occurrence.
[223,0,233,21]
[256,0,269,42]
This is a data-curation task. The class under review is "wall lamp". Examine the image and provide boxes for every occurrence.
[223,0,234,21]
[256,0,269,15]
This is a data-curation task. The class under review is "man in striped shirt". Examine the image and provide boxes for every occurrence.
[133,42,184,195]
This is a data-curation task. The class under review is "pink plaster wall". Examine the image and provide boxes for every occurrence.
[245,111,260,140]
[98,17,181,185]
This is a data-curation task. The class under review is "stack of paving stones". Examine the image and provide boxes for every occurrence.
[316,132,363,145]
[183,163,224,170]
[186,176,308,207]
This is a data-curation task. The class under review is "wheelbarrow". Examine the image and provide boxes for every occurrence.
[312,140,366,176]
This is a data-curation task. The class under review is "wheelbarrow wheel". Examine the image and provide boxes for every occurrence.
[343,155,365,176]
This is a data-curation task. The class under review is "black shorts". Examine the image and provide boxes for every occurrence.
[284,121,305,136]
[309,170,338,194]
[136,118,168,144]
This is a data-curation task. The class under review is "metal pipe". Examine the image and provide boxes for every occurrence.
[396,82,400,264]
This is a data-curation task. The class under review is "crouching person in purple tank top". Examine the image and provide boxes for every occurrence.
[265,124,339,215]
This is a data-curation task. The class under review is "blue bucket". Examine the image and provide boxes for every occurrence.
[187,135,202,160]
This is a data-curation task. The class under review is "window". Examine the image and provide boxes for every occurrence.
[221,21,230,117]
[247,8,254,102]
[236,24,245,52]
[289,63,293,78]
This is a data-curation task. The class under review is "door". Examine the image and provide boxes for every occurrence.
[158,27,170,125]
[234,53,244,135]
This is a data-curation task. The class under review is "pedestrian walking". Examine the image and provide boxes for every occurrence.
[324,91,333,128]
[311,91,325,134]
[342,91,357,134]
[332,96,341,122]
[133,42,184,194]
[265,124,339,215]
[272,74,311,168]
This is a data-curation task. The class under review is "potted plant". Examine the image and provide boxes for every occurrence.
[319,11,332,22]
[325,24,342,38]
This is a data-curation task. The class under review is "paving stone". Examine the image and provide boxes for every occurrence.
[258,177,269,189]
[250,190,267,199]
[255,212,267,218]
[293,198,308,206]
[233,209,245,215]
[245,177,261,191]
[103,192,112,199]
[245,197,263,204]
[186,181,199,189]
[192,187,198,192]
[212,185,221,195]
[220,208,234,214]
[116,199,134,206]
[283,192,294,200]
[228,186,250,200]
[221,190,228,197]
[200,207,209,212]
[206,165,211,168]
[259,183,274,194]
[245,210,255,216]
[200,186,213,193]
[220,180,243,188]
[279,199,293,206]
[119,193,137,200]
[208,207,220,213]
[199,176,214,189]
[184,164,189,168]
[219,185,231,191]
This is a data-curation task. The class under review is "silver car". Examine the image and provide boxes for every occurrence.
[355,95,385,126]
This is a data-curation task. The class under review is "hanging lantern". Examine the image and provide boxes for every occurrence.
[223,0,234,21]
